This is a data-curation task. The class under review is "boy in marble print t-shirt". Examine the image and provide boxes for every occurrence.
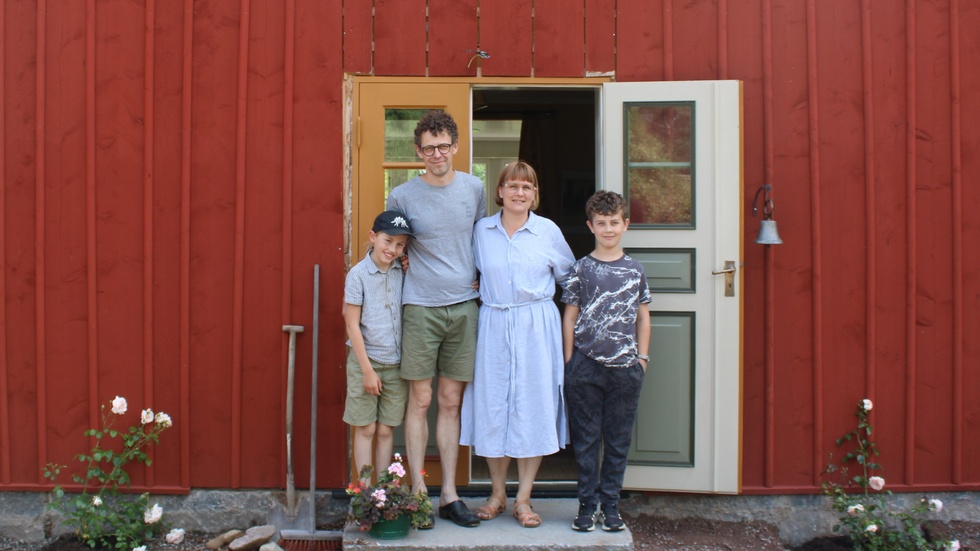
[561,190,652,533]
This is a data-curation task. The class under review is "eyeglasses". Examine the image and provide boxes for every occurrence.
[503,183,536,194]
[419,143,453,157]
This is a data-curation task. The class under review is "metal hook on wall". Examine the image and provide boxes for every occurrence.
[466,49,491,68]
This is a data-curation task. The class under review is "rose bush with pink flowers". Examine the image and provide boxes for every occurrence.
[822,399,955,550]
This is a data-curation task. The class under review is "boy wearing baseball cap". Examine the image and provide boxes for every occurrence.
[343,210,414,479]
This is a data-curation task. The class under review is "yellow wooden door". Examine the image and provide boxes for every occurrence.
[351,78,471,486]
[352,79,472,263]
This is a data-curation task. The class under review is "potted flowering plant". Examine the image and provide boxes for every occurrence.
[346,454,432,537]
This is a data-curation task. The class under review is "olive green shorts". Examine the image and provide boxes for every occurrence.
[399,300,478,382]
[342,349,407,427]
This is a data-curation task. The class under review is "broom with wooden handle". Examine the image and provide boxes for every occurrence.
[280,265,342,550]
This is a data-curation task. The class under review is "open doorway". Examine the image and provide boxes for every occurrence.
[469,87,598,487]
[352,77,742,494]
[352,78,603,490]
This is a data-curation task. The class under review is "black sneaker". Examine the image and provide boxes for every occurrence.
[572,501,599,532]
[601,503,625,531]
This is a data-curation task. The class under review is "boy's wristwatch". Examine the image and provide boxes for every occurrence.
[637,354,650,362]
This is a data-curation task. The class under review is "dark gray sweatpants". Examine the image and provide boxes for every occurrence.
[564,349,645,508]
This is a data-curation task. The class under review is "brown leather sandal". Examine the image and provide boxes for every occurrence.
[475,496,506,520]
[513,502,541,528]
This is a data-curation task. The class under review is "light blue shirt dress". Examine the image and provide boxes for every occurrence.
[460,211,575,458]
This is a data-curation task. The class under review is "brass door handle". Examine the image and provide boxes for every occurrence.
[712,261,736,297]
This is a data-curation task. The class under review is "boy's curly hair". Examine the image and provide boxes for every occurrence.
[585,190,628,221]
[414,111,459,146]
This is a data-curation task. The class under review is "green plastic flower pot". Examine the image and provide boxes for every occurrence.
[368,514,410,540]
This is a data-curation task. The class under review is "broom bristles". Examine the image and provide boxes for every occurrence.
[278,529,343,551]
[278,539,342,551]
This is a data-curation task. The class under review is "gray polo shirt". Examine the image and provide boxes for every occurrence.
[344,252,404,364]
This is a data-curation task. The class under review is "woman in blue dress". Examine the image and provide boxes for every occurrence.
[460,161,575,528]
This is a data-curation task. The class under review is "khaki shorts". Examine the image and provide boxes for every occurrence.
[400,300,478,382]
[343,349,407,427]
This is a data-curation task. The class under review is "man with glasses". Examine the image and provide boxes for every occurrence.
[386,111,486,528]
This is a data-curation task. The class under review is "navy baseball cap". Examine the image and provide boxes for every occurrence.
[372,210,413,236]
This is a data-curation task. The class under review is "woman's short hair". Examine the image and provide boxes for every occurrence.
[495,161,540,210]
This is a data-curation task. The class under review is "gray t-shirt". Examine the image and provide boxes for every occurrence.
[386,171,486,307]
[561,253,652,367]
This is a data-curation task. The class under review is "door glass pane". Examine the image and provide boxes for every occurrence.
[385,168,424,197]
[385,108,433,162]
[623,103,694,227]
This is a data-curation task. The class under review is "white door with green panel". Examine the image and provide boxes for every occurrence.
[602,80,742,493]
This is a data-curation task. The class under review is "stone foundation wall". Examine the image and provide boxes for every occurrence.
[620,492,980,547]
[2,489,977,546]
[0,490,348,543]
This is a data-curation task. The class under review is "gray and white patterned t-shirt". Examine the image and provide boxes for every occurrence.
[561,253,651,367]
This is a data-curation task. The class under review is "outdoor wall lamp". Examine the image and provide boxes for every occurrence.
[752,184,783,245]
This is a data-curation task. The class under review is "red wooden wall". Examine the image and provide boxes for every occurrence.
[2,0,978,495]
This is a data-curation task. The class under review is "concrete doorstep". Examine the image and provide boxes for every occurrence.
[342,498,632,551]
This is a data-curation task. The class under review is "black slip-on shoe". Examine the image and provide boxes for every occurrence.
[438,499,481,527]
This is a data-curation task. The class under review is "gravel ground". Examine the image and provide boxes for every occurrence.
[626,515,980,550]
[3,516,978,550]
[0,531,215,550]
[627,514,787,550]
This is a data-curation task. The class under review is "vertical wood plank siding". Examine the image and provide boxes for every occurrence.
[905,0,919,486]
[428,0,479,77]
[480,0,533,77]
[948,0,963,486]
[179,0,194,489]
[342,0,373,75]
[143,0,157,488]
[860,0,877,425]
[805,0,824,487]
[961,1,980,485]
[33,0,48,486]
[85,0,99,457]
[0,0,7,485]
[585,0,616,75]
[533,0,586,77]
[280,0,296,488]
[1,0,978,494]
[761,0,776,488]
